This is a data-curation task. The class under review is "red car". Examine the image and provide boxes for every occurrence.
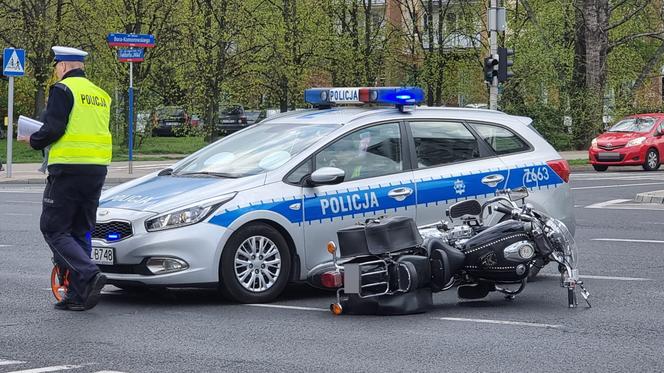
[589,114,664,172]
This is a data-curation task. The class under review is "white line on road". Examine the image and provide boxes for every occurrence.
[5,200,41,204]
[540,274,651,281]
[592,238,664,244]
[0,360,26,366]
[0,245,12,248]
[6,365,83,373]
[584,199,631,209]
[2,213,33,216]
[244,303,328,312]
[571,182,664,190]
[433,317,561,329]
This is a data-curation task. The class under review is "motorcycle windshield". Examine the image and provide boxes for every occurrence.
[545,218,579,281]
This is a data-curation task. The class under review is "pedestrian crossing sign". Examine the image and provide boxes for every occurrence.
[3,48,25,77]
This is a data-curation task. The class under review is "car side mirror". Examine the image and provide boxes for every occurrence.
[308,167,345,186]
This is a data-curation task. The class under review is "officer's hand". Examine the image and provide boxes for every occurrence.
[17,135,30,143]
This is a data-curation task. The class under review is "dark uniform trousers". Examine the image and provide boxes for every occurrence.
[41,170,106,302]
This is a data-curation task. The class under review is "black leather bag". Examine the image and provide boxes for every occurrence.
[337,216,423,258]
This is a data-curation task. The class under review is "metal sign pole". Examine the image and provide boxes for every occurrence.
[6,76,14,177]
[489,0,498,111]
[128,61,134,174]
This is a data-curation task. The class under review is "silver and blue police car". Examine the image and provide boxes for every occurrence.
[91,87,574,303]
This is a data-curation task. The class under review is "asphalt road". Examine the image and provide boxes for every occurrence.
[1,170,664,372]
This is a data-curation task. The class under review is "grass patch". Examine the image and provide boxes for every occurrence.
[567,159,589,166]
[0,136,207,163]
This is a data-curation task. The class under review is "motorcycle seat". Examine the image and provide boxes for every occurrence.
[427,238,466,292]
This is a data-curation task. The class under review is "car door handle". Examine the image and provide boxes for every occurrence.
[388,187,413,201]
[481,174,505,187]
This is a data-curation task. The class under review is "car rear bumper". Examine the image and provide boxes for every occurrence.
[588,146,647,165]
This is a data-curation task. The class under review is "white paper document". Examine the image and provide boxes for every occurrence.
[17,115,43,138]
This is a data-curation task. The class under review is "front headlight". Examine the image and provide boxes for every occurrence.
[145,192,236,231]
[591,138,597,147]
[626,136,646,147]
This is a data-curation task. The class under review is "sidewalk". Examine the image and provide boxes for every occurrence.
[0,160,176,184]
[0,151,589,184]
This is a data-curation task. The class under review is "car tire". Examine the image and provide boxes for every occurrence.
[219,223,291,303]
[643,149,660,171]
[592,165,608,172]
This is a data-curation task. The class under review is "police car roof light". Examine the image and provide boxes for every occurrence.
[304,87,425,110]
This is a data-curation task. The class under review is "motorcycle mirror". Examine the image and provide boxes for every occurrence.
[508,187,529,202]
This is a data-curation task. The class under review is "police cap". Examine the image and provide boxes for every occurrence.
[52,46,88,63]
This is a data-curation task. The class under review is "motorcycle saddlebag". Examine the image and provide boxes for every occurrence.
[337,216,423,258]
[340,255,432,315]
[462,220,531,282]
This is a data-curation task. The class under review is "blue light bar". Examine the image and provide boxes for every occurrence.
[304,87,425,109]
[106,232,121,241]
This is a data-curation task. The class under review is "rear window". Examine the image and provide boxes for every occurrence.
[409,121,480,167]
[470,122,530,155]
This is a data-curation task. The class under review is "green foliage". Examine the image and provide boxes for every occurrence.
[1,0,663,152]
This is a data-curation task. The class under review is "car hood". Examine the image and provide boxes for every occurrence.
[596,131,645,145]
[99,173,266,213]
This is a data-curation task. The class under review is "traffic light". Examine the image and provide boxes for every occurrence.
[484,55,499,83]
[498,47,514,83]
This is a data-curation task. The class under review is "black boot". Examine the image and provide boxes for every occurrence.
[54,296,85,311]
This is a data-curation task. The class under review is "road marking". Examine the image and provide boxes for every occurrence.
[0,360,26,366]
[2,213,32,216]
[584,199,631,209]
[0,245,12,248]
[244,304,328,312]
[0,190,44,194]
[592,238,664,245]
[540,274,651,281]
[6,365,83,373]
[5,200,41,204]
[433,317,561,329]
[571,182,664,190]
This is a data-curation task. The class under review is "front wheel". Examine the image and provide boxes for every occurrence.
[219,223,291,303]
[643,149,660,171]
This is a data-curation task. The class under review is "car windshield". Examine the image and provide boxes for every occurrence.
[608,118,656,133]
[221,106,243,115]
[173,123,340,178]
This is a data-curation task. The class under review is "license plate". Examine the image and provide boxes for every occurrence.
[91,247,114,265]
[598,152,621,161]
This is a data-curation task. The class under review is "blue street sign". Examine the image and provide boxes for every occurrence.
[107,33,155,48]
[3,48,25,77]
[117,49,145,62]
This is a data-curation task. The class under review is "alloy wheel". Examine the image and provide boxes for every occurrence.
[234,235,282,292]
[648,150,658,169]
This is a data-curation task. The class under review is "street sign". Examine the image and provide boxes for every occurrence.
[3,48,25,77]
[107,33,155,48]
[117,49,145,62]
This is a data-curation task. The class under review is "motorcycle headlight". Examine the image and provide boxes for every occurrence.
[626,136,646,147]
[145,192,236,231]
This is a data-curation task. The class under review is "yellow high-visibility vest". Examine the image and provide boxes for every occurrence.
[48,76,112,166]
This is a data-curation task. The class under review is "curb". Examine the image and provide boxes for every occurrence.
[635,191,664,204]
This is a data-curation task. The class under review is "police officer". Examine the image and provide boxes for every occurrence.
[18,46,110,311]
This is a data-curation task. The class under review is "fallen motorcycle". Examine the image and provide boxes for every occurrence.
[322,188,591,315]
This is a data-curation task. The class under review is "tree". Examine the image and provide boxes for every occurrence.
[0,0,70,117]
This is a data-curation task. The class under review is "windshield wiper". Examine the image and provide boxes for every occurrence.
[175,171,239,178]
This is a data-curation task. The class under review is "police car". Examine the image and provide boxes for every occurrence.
[92,87,574,303]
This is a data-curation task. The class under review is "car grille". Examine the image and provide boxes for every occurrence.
[598,144,625,151]
[93,221,133,241]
